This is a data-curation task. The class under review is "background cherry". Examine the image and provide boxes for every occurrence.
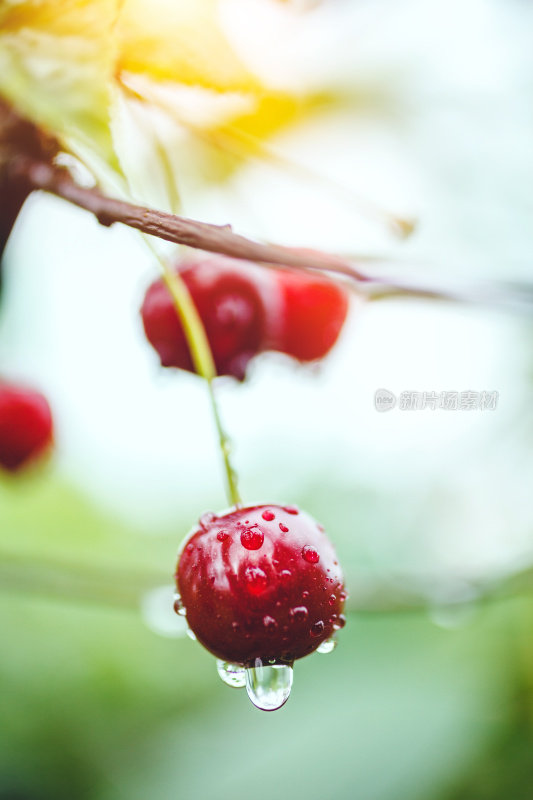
[141,257,275,380]
[271,269,349,362]
[0,382,54,472]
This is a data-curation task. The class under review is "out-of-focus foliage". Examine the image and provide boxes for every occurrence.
[0,0,333,206]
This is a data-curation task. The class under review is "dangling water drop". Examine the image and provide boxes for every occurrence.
[216,660,246,688]
[317,638,337,654]
[245,659,293,711]
[173,591,187,616]
[186,627,197,641]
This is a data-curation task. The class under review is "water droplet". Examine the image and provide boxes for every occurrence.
[279,523,289,533]
[172,591,186,616]
[199,512,216,529]
[317,638,337,655]
[329,594,337,606]
[302,590,310,600]
[186,543,194,552]
[302,545,319,564]
[186,627,197,641]
[263,615,278,630]
[262,510,275,521]
[289,606,308,622]
[217,530,229,542]
[231,621,240,632]
[311,620,325,637]
[241,528,264,550]
[245,660,293,711]
[333,614,346,630]
[339,591,347,602]
[217,660,246,688]
[283,506,299,515]
[280,569,292,581]
[141,586,188,638]
[244,566,268,595]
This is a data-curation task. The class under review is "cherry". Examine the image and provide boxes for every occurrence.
[141,257,276,380]
[175,504,346,667]
[0,382,53,472]
[271,269,349,362]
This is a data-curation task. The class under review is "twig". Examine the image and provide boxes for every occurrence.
[8,156,533,315]
[9,156,368,281]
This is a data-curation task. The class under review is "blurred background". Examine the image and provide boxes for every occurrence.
[1,0,533,798]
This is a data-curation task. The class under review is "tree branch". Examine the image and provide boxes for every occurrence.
[7,155,533,315]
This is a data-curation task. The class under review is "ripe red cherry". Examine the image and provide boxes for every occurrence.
[272,270,349,361]
[175,504,346,666]
[0,382,54,472]
[141,257,277,380]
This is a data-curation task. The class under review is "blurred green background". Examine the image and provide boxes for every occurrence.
[2,0,533,798]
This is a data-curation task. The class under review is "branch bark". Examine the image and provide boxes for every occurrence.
[6,155,533,314]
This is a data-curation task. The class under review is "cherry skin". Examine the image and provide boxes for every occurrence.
[141,257,275,380]
[176,505,346,665]
[272,270,349,362]
[0,382,53,472]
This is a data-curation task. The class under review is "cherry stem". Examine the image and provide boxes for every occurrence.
[207,382,242,508]
[141,237,241,508]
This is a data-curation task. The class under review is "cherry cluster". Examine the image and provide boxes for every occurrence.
[141,256,349,379]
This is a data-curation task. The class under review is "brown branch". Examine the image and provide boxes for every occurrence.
[9,156,371,280]
[7,156,533,315]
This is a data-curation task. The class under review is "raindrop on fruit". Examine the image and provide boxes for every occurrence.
[217,660,246,688]
[245,659,293,711]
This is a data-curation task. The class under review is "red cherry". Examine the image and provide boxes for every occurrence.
[176,504,346,666]
[272,270,349,361]
[0,382,53,472]
[141,257,278,380]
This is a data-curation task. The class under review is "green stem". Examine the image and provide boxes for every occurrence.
[207,381,242,508]
[142,236,241,507]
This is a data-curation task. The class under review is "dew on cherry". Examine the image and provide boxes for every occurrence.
[262,510,275,521]
[172,591,186,616]
[244,565,268,595]
[199,511,216,529]
[279,523,289,533]
[289,606,308,622]
[217,530,229,542]
[263,615,278,630]
[217,660,246,688]
[329,594,337,606]
[283,505,299,515]
[141,586,188,638]
[333,614,346,630]
[186,627,197,641]
[310,620,325,637]
[231,621,240,632]
[240,527,264,550]
[245,659,293,711]
[280,569,292,581]
[302,545,319,564]
[302,590,310,600]
[317,638,337,655]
